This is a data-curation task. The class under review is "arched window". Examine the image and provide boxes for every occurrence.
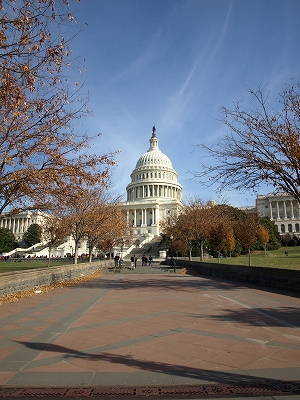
[295,223,300,232]
[288,224,292,232]
[281,224,285,233]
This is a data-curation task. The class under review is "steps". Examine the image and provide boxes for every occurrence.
[125,236,165,260]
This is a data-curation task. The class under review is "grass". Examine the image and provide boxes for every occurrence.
[1,247,300,273]
[0,258,75,273]
[205,246,300,270]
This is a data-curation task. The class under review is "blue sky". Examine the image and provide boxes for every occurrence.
[69,0,300,207]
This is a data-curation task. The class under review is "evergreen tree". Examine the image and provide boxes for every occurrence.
[0,228,15,253]
[260,217,281,250]
[23,224,41,248]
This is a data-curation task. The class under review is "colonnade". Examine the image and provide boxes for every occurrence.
[127,184,181,202]
[0,216,32,234]
[269,200,299,220]
[126,206,159,227]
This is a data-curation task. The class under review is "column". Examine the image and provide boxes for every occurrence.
[269,201,273,219]
[156,205,160,226]
[283,201,287,219]
[134,209,137,226]
[276,201,280,219]
[290,201,295,219]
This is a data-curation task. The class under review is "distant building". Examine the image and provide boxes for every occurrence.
[0,211,46,243]
[256,193,300,235]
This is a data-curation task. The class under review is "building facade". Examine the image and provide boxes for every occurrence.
[0,211,47,243]
[256,193,300,235]
[124,126,183,239]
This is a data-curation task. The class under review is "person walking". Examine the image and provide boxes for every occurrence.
[134,254,137,269]
[114,254,120,270]
[149,255,153,266]
[170,257,176,273]
[130,255,134,270]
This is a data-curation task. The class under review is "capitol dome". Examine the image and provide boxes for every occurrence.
[126,126,182,202]
[135,144,173,169]
[124,126,182,237]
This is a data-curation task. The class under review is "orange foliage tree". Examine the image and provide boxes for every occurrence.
[0,0,116,214]
[207,207,233,263]
[226,228,235,257]
[258,225,270,255]
[41,215,69,267]
[85,201,127,262]
[183,200,215,261]
[237,213,261,266]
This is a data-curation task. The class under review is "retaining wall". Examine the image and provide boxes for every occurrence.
[0,260,113,297]
[166,260,300,294]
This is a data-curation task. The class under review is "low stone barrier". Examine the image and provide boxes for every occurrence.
[163,259,300,293]
[0,260,114,297]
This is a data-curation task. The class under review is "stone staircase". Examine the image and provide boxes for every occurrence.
[125,236,165,261]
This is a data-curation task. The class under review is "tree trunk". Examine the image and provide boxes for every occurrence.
[47,245,52,268]
[74,245,79,264]
[88,246,93,263]
[248,248,251,266]
[200,241,204,261]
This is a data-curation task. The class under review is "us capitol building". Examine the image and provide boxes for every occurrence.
[123,126,182,238]
[1,126,300,257]
[0,126,183,257]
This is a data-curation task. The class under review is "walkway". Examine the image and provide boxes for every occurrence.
[0,264,300,399]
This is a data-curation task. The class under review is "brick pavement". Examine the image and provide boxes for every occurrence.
[0,264,300,399]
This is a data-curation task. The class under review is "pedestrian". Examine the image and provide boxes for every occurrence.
[130,255,134,270]
[134,254,137,268]
[142,255,145,266]
[114,254,120,269]
[170,257,176,272]
[144,256,148,266]
[149,255,153,266]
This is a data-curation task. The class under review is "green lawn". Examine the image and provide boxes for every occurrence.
[0,258,75,273]
[205,246,300,270]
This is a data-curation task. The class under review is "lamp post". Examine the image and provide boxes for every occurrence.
[170,234,175,273]
[120,239,124,260]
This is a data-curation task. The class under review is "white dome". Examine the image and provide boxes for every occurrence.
[126,126,182,204]
[136,149,173,168]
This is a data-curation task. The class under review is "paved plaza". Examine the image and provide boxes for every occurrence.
[0,264,300,399]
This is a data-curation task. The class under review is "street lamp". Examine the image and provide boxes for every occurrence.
[170,234,173,257]
[170,234,175,273]
[120,239,124,259]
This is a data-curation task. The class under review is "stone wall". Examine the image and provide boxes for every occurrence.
[168,260,300,293]
[0,260,113,297]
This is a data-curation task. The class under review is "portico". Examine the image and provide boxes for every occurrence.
[256,193,300,234]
